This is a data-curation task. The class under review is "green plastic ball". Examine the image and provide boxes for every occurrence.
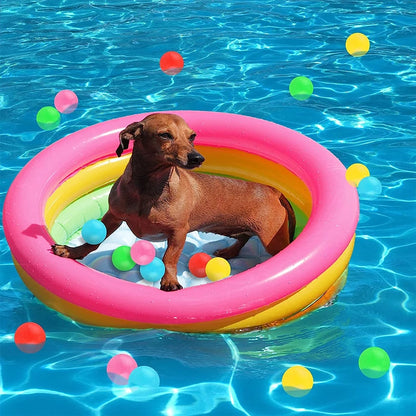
[359,347,390,378]
[289,76,314,101]
[112,246,136,271]
[36,106,61,130]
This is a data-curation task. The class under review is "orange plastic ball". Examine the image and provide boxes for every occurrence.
[159,51,184,75]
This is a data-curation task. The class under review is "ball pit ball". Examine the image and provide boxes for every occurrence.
[346,33,370,57]
[81,219,107,245]
[359,347,390,378]
[189,252,212,277]
[345,163,370,187]
[140,257,166,282]
[54,89,78,114]
[129,366,160,389]
[282,365,314,397]
[205,257,231,281]
[14,322,46,353]
[130,240,156,265]
[107,353,138,385]
[36,106,61,130]
[358,176,382,200]
[159,51,184,75]
[112,246,136,271]
[289,76,313,101]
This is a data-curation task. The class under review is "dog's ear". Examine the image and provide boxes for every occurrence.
[116,122,143,157]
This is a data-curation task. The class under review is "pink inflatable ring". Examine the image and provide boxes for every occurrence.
[3,111,359,333]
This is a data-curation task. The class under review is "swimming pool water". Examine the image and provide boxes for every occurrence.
[1,1,415,415]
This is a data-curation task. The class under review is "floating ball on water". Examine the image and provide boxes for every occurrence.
[159,51,184,75]
[107,353,138,385]
[289,76,314,101]
[81,219,107,245]
[358,176,382,200]
[189,252,212,277]
[14,322,46,353]
[346,33,370,57]
[54,89,78,114]
[282,365,313,397]
[130,240,156,265]
[140,257,165,282]
[36,106,61,130]
[112,246,136,271]
[346,163,370,187]
[129,366,160,389]
[205,257,231,281]
[359,347,390,378]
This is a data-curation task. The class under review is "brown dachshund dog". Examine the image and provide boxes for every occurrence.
[52,113,296,291]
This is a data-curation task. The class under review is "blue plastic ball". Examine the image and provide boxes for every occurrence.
[140,257,165,282]
[81,219,107,244]
[129,366,160,389]
[357,176,382,200]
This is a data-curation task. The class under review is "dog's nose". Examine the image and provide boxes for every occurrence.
[187,152,205,168]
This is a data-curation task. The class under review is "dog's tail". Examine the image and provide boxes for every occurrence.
[279,194,296,242]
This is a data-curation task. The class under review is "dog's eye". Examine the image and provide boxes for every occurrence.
[159,132,173,141]
[189,134,196,143]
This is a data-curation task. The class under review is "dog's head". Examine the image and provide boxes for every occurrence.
[117,113,205,169]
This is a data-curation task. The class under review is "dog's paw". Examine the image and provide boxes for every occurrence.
[51,244,72,258]
[214,246,239,260]
[160,280,183,292]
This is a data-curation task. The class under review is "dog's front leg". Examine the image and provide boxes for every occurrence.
[160,230,187,291]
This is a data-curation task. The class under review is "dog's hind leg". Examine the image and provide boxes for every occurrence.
[213,234,251,259]
[258,216,290,256]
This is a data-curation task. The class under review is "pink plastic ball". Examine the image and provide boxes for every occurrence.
[107,353,138,385]
[130,240,156,265]
[54,90,78,114]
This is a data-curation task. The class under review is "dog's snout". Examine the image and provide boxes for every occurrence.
[186,152,205,169]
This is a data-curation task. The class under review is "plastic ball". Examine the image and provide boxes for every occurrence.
[54,89,78,114]
[14,322,46,353]
[205,257,231,281]
[140,257,165,282]
[359,347,390,378]
[189,252,212,277]
[107,353,138,385]
[345,163,370,187]
[289,76,313,101]
[112,246,136,271]
[36,106,61,130]
[130,240,156,265]
[282,365,313,397]
[346,33,370,57]
[159,51,184,75]
[129,366,160,389]
[81,219,107,245]
[357,176,382,200]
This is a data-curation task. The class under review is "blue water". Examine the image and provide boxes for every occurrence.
[1,0,415,415]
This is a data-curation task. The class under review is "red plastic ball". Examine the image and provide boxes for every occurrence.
[159,51,184,75]
[189,252,212,277]
[14,322,46,353]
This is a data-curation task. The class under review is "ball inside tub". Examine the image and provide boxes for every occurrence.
[160,51,184,75]
[54,89,78,114]
[346,163,370,187]
[205,257,231,281]
[282,365,313,397]
[346,33,370,57]
[81,219,107,245]
[112,246,136,271]
[107,353,138,385]
[140,257,165,282]
[358,176,382,200]
[289,76,313,101]
[131,240,156,266]
[129,366,160,389]
[359,347,390,378]
[14,322,46,354]
[189,252,212,277]
[36,106,61,130]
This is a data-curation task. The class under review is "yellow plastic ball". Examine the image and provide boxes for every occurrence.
[205,257,231,281]
[346,163,370,187]
[346,33,370,57]
[282,365,314,397]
